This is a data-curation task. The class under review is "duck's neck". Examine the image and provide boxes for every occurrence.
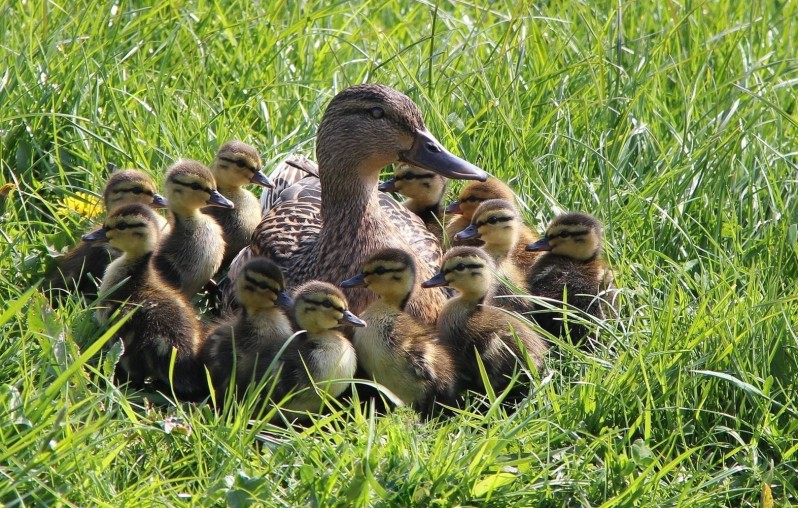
[319,161,381,221]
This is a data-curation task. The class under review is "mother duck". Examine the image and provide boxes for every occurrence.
[242,84,488,323]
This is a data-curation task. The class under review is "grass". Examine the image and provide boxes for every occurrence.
[1,0,797,505]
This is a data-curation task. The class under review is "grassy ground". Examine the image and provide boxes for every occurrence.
[1,0,797,505]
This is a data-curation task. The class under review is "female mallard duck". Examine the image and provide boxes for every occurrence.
[47,169,168,300]
[379,164,448,243]
[340,248,457,416]
[203,141,274,268]
[422,247,548,397]
[202,257,293,401]
[244,84,488,324]
[525,212,616,345]
[83,203,206,400]
[258,281,364,417]
[153,160,234,297]
[444,176,518,247]
[453,198,540,312]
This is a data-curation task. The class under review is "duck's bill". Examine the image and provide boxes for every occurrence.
[526,237,552,252]
[340,273,367,289]
[338,310,367,327]
[378,178,397,193]
[421,272,448,288]
[454,224,479,241]
[400,129,488,181]
[275,290,294,309]
[82,228,108,242]
[151,193,169,209]
[250,170,275,188]
[206,190,235,208]
[444,200,463,214]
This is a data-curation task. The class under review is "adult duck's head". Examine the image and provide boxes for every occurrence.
[316,84,488,194]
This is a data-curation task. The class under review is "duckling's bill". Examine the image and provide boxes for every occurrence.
[339,273,367,288]
[206,190,235,208]
[151,194,169,208]
[339,310,367,327]
[454,224,479,241]
[398,129,488,181]
[444,200,462,214]
[378,178,397,193]
[82,228,108,242]
[526,237,552,252]
[275,290,294,309]
[250,169,274,188]
[421,272,448,288]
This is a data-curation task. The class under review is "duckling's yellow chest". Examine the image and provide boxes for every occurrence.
[162,214,226,295]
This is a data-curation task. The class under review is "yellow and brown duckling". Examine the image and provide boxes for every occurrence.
[444,177,518,247]
[203,141,274,268]
[245,84,487,325]
[422,247,548,397]
[379,163,448,243]
[153,160,234,298]
[340,248,457,416]
[84,203,206,400]
[48,169,168,300]
[258,281,363,417]
[525,212,616,345]
[202,257,293,401]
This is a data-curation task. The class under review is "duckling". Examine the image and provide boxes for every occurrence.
[444,177,518,247]
[422,247,548,397]
[245,84,487,325]
[259,281,363,416]
[47,169,168,300]
[525,212,616,345]
[379,164,448,243]
[202,257,293,400]
[83,203,206,400]
[153,160,234,297]
[340,248,457,416]
[202,141,274,268]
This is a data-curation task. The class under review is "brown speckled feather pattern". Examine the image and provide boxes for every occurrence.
[250,179,445,323]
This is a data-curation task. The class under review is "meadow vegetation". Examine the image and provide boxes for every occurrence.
[1,0,797,505]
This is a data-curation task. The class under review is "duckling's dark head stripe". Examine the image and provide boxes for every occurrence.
[476,216,513,227]
[171,179,213,194]
[443,263,484,275]
[113,186,155,197]
[106,221,147,231]
[217,156,257,172]
[304,298,346,314]
[394,172,435,182]
[243,274,280,292]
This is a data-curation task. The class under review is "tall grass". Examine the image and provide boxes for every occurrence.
[1,0,796,505]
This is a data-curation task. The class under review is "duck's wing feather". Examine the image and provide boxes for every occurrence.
[260,156,319,215]
[377,191,441,274]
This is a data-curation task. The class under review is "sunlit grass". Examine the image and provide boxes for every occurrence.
[1,0,797,506]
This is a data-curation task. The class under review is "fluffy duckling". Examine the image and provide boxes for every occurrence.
[444,177,517,247]
[340,248,457,416]
[153,160,234,297]
[202,257,293,400]
[260,281,363,416]
[47,169,168,300]
[454,199,538,312]
[422,247,548,397]
[379,164,448,243]
[525,212,616,345]
[245,84,487,325]
[203,141,274,268]
[84,203,206,400]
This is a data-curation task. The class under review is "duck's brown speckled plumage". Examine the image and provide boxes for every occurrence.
[526,212,617,345]
[247,84,487,324]
[153,160,232,297]
[47,169,168,301]
[342,248,457,416]
[90,204,206,400]
[423,247,548,397]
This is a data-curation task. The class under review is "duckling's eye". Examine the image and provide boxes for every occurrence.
[322,300,333,308]
[560,231,571,238]
[190,183,204,191]
[487,216,499,225]
[370,107,385,119]
[374,267,387,275]
[131,187,144,195]
[235,159,247,168]
[455,263,466,271]
[116,223,129,231]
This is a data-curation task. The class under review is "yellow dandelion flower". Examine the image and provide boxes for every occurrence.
[58,192,104,219]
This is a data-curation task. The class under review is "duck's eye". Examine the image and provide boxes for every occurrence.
[455,263,466,271]
[131,187,144,195]
[322,300,333,308]
[190,183,204,191]
[487,216,499,225]
[560,231,571,238]
[370,107,385,119]
[116,223,129,231]
[374,266,387,275]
